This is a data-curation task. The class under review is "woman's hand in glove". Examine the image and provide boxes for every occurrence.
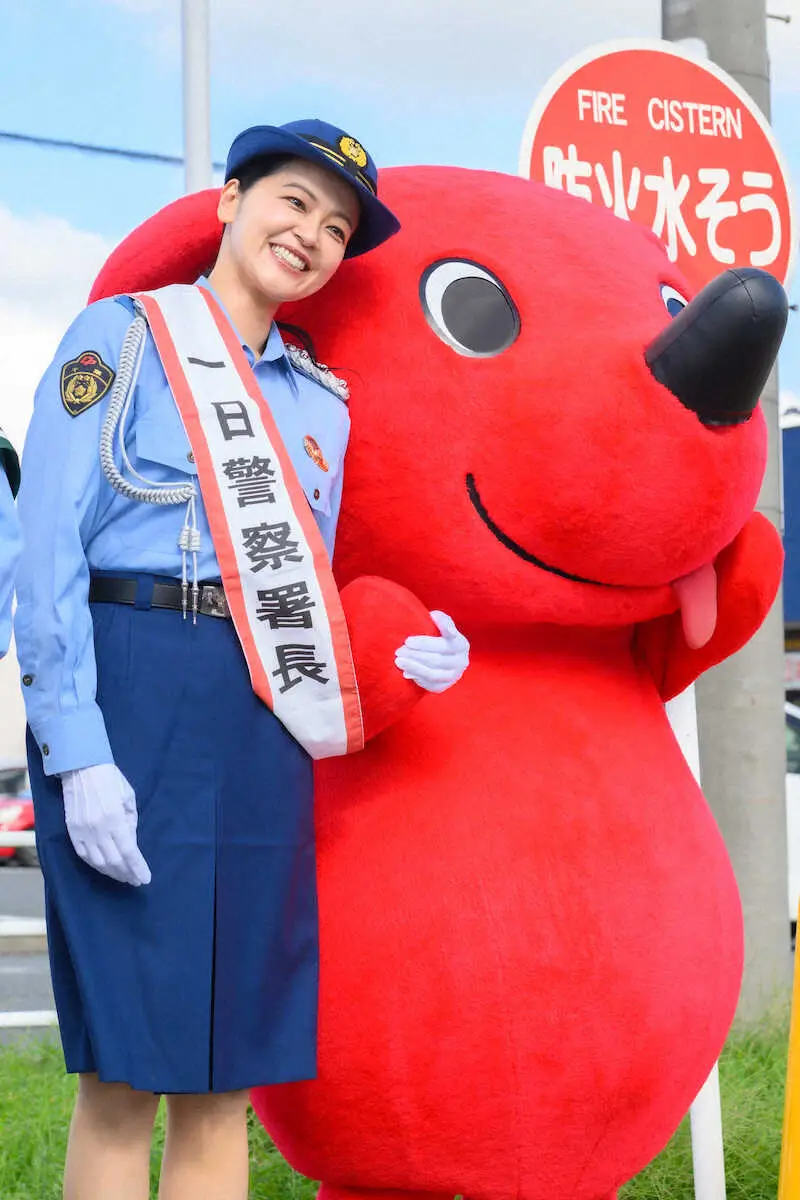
[61,763,151,887]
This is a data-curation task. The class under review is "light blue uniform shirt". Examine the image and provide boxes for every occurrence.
[15,281,350,776]
[0,436,21,658]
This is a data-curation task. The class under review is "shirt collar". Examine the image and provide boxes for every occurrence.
[194,276,289,368]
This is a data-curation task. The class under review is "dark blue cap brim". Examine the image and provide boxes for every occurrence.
[225,125,400,258]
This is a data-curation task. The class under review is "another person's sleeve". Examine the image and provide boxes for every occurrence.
[0,459,21,659]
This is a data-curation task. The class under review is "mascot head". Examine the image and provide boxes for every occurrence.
[91,167,786,635]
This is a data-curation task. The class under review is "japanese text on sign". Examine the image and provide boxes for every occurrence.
[543,141,780,268]
[519,43,795,292]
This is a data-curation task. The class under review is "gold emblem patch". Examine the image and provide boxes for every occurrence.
[303,435,329,472]
[60,350,115,418]
[338,136,368,169]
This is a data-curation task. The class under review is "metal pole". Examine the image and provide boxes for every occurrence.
[690,1066,727,1200]
[662,0,792,1023]
[667,687,728,1200]
[182,0,212,194]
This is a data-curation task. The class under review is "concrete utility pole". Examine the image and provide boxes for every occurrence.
[663,0,792,1019]
[181,0,213,194]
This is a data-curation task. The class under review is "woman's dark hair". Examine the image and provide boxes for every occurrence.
[232,154,296,195]
[276,321,318,360]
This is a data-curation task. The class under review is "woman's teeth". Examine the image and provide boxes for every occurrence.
[271,245,308,271]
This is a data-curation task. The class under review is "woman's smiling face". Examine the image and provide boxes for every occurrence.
[218,156,361,306]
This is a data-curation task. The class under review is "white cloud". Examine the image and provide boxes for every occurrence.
[105,0,661,98]
[99,0,800,144]
[0,208,112,447]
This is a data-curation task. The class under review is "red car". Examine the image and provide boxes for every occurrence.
[0,764,37,868]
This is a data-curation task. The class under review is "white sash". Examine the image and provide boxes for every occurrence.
[134,284,364,759]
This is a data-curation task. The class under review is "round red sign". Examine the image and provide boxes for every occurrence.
[519,40,796,292]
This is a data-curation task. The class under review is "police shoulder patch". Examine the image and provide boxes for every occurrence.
[60,350,115,417]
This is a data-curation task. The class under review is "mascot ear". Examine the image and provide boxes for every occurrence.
[89,188,224,303]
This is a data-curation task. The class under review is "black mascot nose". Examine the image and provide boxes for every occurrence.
[645,267,788,426]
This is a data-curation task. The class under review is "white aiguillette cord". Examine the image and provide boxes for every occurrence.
[99,308,351,621]
[98,306,201,621]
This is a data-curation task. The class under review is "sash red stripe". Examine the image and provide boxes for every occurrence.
[134,287,364,756]
[197,288,363,755]
[134,291,275,711]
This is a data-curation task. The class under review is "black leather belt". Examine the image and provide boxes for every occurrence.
[89,576,231,619]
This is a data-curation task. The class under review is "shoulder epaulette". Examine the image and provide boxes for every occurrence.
[286,345,349,403]
[113,295,137,317]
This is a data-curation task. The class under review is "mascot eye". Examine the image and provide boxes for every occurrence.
[661,284,689,318]
[420,259,520,357]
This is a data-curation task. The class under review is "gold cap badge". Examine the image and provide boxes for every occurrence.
[338,136,368,169]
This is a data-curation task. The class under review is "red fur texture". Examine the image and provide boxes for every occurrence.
[91,167,782,1200]
[89,188,222,300]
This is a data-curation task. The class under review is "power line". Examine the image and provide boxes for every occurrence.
[0,128,224,171]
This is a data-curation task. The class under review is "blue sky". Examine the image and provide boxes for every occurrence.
[0,0,798,448]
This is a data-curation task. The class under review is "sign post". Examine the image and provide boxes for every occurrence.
[519,38,796,1200]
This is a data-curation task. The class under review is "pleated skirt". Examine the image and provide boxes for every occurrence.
[28,577,318,1093]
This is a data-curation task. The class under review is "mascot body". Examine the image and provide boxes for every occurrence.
[92,167,785,1200]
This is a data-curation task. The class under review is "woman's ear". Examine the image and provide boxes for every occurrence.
[217,179,240,226]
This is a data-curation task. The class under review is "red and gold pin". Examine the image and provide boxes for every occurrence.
[303,435,329,472]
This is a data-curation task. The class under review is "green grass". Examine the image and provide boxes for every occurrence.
[620,1004,789,1200]
[0,1036,314,1200]
[0,1011,791,1199]
[0,1037,75,1199]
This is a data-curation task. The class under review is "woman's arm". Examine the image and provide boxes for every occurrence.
[15,300,130,775]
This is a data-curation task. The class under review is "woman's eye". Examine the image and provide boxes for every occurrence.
[420,259,520,357]
[286,196,305,210]
[327,225,346,243]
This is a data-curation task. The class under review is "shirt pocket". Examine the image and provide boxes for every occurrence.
[134,417,198,479]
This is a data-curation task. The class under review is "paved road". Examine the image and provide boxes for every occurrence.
[0,953,55,1043]
[0,863,45,919]
[0,865,53,1039]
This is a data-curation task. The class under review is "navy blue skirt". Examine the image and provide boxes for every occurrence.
[28,577,317,1094]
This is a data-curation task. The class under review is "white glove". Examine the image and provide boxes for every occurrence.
[394,610,470,694]
[61,764,151,887]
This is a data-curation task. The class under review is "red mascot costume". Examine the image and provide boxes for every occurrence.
[91,166,787,1200]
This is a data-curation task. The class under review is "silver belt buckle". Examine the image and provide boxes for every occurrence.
[199,585,230,619]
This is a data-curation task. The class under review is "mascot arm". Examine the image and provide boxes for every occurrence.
[633,512,783,701]
[341,575,438,743]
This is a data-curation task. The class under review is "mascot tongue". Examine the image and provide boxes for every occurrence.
[673,562,718,649]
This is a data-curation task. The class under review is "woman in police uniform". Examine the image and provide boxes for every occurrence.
[15,120,469,1200]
